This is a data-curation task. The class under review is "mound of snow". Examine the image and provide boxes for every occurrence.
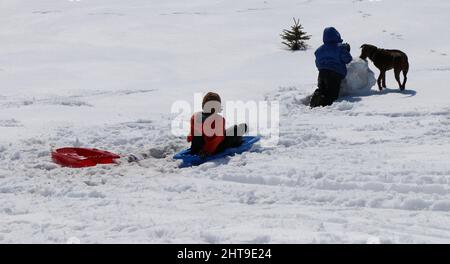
[340,59,377,96]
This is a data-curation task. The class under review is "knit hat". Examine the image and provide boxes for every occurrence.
[202,92,221,113]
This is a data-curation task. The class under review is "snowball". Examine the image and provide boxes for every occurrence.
[340,58,377,96]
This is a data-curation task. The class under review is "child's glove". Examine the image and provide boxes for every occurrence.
[342,43,351,52]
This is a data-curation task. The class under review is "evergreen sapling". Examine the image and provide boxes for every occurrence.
[281,18,311,51]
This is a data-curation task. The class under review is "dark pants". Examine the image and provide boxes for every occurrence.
[191,123,248,155]
[216,123,248,153]
[310,69,344,108]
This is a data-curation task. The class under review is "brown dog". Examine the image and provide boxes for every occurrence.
[360,44,409,91]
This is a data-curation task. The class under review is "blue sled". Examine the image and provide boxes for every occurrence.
[173,136,261,167]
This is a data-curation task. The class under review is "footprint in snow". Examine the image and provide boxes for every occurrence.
[53,99,92,107]
[0,119,22,127]
[160,12,209,16]
[32,10,61,15]
[358,11,372,18]
[236,7,272,13]
[88,12,125,16]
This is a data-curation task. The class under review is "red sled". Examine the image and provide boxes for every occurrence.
[51,148,121,168]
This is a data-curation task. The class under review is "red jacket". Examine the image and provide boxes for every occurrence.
[187,112,225,155]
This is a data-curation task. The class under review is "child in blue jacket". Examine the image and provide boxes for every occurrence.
[310,27,352,107]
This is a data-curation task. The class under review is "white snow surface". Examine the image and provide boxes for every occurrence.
[1,0,450,243]
[340,59,377,96]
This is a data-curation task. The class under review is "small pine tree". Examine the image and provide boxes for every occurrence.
[281,18,311,51]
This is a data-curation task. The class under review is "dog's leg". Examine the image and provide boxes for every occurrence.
[382,71,387,88]
[377,72,383,91]
[394,68,402,90]
[401,70,408,91]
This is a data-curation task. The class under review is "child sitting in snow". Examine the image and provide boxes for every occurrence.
[310,27,352,107]
[188,92,248,157]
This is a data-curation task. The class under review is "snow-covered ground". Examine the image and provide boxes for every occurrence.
[1,0,450,243]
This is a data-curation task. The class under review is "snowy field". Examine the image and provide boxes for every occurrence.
[1,0,450,243]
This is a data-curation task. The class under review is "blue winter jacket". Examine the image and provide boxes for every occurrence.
[315,27,352,77]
